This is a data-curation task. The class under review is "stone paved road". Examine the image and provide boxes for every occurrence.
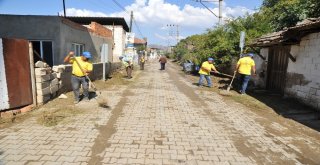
[1,62,320,165]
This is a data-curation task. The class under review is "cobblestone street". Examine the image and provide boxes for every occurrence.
[1,62,320,165]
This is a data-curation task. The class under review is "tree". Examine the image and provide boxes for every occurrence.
[173,0,319,68]
[262,0,320,30]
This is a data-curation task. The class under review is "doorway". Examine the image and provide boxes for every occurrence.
[266,46,289,94]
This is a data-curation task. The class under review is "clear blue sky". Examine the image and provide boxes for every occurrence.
[0,0,263,45]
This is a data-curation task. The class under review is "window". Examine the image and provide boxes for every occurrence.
[71,43,84,56]
[31,40,54,66]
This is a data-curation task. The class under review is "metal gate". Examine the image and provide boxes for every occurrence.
[0,38,33,110]
[266,46,289,94]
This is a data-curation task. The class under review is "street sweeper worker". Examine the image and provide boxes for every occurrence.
[119,55,133,79]
[198,57,220,88]
[235,53,256,95]
[64,51,93,104]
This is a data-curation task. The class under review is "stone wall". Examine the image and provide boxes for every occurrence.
[255,32,320,110]
[36,61,121,104]
[285,32,320,110]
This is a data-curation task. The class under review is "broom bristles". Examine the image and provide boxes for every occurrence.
[96,95,109,108]
[219,90,233,96]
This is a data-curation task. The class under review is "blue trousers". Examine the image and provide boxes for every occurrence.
[160,63,166,70]
[198,74,212,87]
[71,75,89,101]
[240,74,251,94]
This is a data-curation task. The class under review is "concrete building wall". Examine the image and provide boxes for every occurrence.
[105,25,126,62]
[0,15,114,65]
[0,39,9,110]
[0,15,61,65]
[58,19,114,64]
[285,32,320,109]
[256,32,320,110]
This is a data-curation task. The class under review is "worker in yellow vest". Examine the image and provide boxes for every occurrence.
[64,51,93,104]
[236,53,256,95]
[198,57,220,88]
[140,55,145,70]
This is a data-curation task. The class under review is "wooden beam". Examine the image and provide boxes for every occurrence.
[288,53,296,62]
[249,46,266,60]
[28,42,37,106]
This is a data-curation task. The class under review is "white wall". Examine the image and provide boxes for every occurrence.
[252,48,268,88]
[105,25,126,62]
[0,39,10,110]
[285,32,320,109]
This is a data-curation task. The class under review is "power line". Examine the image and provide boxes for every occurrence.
[133,18,144,38]
[111,0,130,14]
[96,0,118,12]
[110,0,145,38]
[193,0,223,25]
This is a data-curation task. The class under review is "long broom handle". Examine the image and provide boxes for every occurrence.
[72,57,97,91]
[210,71,233,78]
[229,71,237,87]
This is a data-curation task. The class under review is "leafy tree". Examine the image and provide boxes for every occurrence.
[262,0,320,30]
[173,12,272,67]
[172,0,319,68]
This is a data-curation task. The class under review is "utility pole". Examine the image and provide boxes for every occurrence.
[129,11,133,32]
[176,25,179,45]
[196,0,223,25]
[167,24,180,45]
[63,0,66,17]
[219,0,222,25]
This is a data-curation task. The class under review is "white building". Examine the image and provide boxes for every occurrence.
[251,18,320,110]
[67,16,129,62]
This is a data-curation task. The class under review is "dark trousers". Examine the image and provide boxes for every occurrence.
[239,74,251,94]
[126,66,132,78]
[160,63,166,70]
[71,75,89,101]
[140,62,145,70]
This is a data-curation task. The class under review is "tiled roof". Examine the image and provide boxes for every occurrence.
[251,17,320,47]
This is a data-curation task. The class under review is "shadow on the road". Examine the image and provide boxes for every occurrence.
[248,90,320,132]
[174,61,320,132]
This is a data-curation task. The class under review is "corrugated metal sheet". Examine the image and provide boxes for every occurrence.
[0,38,10,110]
[2,38,33,109]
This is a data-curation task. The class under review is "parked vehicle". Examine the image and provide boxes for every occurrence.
[183,60,194,74]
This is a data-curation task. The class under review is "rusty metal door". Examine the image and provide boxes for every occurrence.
[266,46,289,94]
[2,38,33,109]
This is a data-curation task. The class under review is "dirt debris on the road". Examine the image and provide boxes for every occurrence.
[0,62,319,165]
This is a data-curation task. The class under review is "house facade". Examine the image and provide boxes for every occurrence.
[66,16,129,62]
[0,14,114,66]
[251,18,320,110]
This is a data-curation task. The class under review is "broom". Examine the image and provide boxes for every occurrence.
[219,71,237,96]
[72,57,109,108]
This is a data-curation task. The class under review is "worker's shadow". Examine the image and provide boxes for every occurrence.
[192,83,199,86]
[218,79,230,90]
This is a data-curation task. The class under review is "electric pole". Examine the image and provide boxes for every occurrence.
[176,25,179,45]
[129,11,133,32]
[167,24,180,45]
[63,0,66,17]
[219,0,222,25]
[196,0,223,25]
